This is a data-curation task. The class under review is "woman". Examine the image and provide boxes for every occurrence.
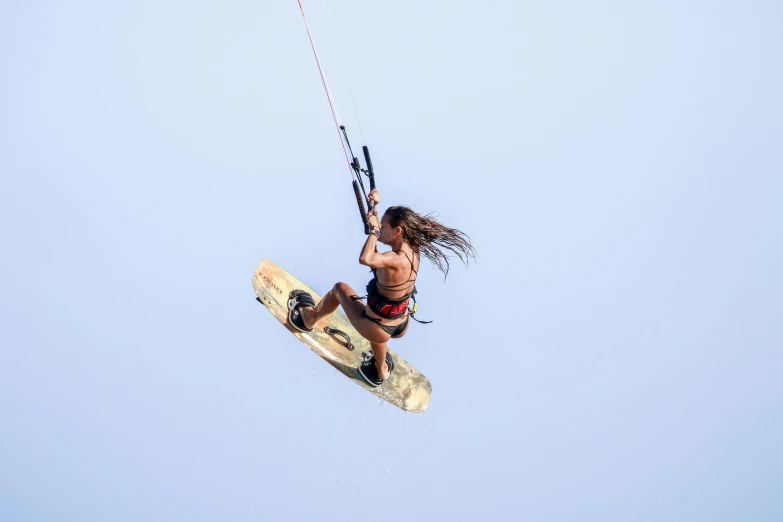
[287,189,476,386]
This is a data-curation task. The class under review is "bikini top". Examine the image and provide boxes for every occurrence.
[366,250,418,320]
[372,250,417,296]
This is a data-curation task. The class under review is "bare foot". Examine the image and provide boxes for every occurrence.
[299,306,317,330]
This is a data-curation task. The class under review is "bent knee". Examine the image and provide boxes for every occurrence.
[332,282,356,299]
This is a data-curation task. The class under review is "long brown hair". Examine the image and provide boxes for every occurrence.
[385,206,476,278]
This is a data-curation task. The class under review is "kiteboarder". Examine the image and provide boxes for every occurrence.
[287,189,476,386]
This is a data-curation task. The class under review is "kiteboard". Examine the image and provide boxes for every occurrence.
[252,259,432,413]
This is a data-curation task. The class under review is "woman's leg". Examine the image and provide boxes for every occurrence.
[369,341,390,380]
[299,282,391,345]
[365,318,410,380]
[299,286,341,328]
[299,282,403,381]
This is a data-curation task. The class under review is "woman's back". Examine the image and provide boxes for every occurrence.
[375,248,419,299]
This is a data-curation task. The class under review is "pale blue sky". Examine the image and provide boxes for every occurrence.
[1,1,781,521]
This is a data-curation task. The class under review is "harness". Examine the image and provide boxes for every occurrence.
[366,278,413,319]
[353,251,432,325]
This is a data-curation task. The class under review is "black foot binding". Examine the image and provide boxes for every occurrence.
[287,290,316,333]
[358,352,395,387]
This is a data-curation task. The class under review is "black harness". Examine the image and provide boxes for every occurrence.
[352,251,431,325]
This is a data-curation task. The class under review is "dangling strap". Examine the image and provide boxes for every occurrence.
[407,292,432,324]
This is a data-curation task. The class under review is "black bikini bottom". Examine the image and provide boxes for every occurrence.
[361,311,409,338]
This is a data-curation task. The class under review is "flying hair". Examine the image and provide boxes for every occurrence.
[384,206,477,279]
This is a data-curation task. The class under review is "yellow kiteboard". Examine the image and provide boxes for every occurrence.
[252,259,431,413]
